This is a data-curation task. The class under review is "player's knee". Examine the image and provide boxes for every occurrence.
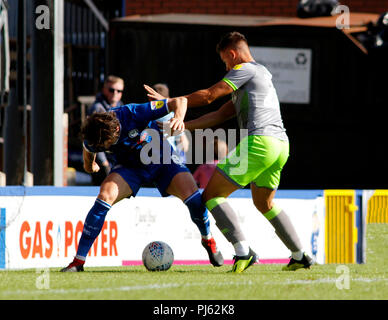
[202,179,233,203]
[97,192,113,205]
[202,189,225,204]
[97,186,117,205]
[167,173,198,200]
[202,189,215,203]
[98,175,125,204]
[253,198,272,214]
[181,184,199,201]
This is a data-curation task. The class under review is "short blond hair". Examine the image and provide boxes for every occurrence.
[104,75,124,87]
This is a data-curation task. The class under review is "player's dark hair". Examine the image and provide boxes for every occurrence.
[81,112,120,150]
[216,31,248,53]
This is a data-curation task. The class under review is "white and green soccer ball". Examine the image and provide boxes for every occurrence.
[142,241,174,271]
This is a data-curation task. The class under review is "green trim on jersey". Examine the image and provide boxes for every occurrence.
[222,78,237,91]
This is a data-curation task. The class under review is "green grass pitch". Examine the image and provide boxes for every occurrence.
[0,224,387,300]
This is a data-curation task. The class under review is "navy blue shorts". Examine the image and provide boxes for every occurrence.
[111,162,190,197]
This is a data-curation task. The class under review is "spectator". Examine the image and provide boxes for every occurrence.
[193,137,228,189]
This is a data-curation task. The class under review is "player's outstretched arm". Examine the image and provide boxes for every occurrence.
[83,148,100,173]
[183,80,233,108]
[144,80,233,108]
[185,100,236,131]
[166,96,188,131]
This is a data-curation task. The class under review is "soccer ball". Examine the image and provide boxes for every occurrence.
[142,241,174,271]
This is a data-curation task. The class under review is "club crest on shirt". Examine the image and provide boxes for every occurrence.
[139,130,152,143]
[233,64,243,70]
[128,129,139,138]
[151,100,165,110]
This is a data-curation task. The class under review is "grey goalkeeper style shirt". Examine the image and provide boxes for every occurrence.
[223,61,288,142]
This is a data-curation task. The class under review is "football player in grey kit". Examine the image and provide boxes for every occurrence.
[146,31,313,272]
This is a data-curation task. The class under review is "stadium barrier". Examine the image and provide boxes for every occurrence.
[366,190,388,224]
[324,190,362,264]
[0,187,376,270]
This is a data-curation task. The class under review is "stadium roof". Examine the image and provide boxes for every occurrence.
[112,13,379,54]
[113,12,379,32]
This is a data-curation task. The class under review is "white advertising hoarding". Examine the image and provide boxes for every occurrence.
[0,188,325,269]
[251,47,312,104]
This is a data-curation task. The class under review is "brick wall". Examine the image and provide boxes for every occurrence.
[125,0,387,17]
[341,0,388,14]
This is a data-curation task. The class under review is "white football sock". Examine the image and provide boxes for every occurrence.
[75,255,86,261]
[233,241,250,256]
[201,234,212,240]
[291,250,304,261]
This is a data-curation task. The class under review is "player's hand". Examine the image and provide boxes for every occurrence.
[84,161,100,173]
[92,162,101,173]
[169,117,185,132]
[144,84,166,101]
[157,120,184,138]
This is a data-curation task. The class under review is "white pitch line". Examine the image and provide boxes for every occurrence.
[0,280,254,297]
[2,277,387,297]
[280,278,388,285]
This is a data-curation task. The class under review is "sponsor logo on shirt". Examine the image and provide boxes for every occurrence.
[233,64,243,70]
[151,100,165,110]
